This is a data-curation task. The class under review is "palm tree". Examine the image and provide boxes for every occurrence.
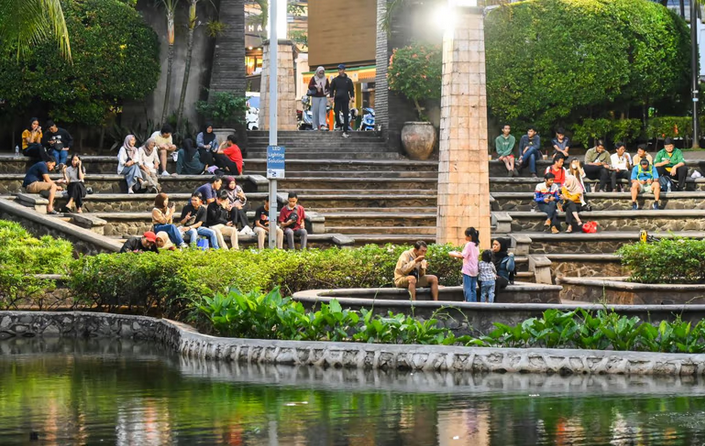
[0,0,71,60]
[176,0,201,131]
[158,0,179,124]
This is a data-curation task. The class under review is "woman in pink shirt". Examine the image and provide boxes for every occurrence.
[449,227,480,302]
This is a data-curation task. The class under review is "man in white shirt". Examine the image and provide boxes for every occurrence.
[150,124,177,176]
[610,142,632,192]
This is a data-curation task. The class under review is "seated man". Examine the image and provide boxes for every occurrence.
[215,134,244,175]
[517,126,541,178]
[631,158,661,210]
[535,172,561,233]
[253,196,284,249]
[494,124,516,177]
[120,231,159,254]
[610,142,632,192]
[22,157,63,214]
[205,190,239,250]
[544,153,567,187]
[195,176,223,205]
[632,143,653,167]
[584,140,617,192]
[41,120,73,166]
[654,137,687,191]
[394,240,439,301]
[150,124,177,176]
[278,192,307,250]
[551,127,570,158]
[179,192,220,249]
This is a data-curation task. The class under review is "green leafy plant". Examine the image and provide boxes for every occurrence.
[387,43,443,121]
[646,116,693,140]
[617,237,705,284]
[195,91,249,128]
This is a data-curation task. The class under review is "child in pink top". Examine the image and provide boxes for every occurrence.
[449,227,480,302]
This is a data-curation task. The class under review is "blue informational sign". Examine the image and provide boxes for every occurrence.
[266,145,286,179]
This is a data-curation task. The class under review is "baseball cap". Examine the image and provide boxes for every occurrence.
[640,158,650,165]
[338,63,346,70]
[143,231,157,243]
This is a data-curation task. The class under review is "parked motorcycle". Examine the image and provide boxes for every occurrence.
[298,95,314,131]
[360,108,375,131]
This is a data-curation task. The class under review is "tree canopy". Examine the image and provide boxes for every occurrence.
[0,0,159,126]
[0,0,71,60]
[484,0,691,134]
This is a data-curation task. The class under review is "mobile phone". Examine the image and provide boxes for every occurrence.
[168,202,175,208]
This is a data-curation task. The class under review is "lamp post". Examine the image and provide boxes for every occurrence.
[267,0,279,248]
[692,0,700,148]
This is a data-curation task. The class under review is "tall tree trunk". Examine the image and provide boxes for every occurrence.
[177,0,198,132]
[161,10,176,124]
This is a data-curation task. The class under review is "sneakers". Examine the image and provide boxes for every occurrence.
[551,226,560,234]
[531,173,537,178]
[239,225,255,236]
[171,152,178,162]
[342,132,350,139]
[631,202,638,210]
[512,168,519,177]
[652,202,660,210]
[161,171,171,176]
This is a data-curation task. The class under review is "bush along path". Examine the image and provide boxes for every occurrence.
[197,288,705,354]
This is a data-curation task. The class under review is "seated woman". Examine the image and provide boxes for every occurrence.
[61,154,87,213]
[561,176,585,233]
[566,157,591,210]
[21,117,49,162]
[151,193,191,249]
[196,123,218,168]
[117,135,144,194]
[176,138,205,175]
[214,134,243,175]
[491,238,515,290]
[137,138,161,193]
[224,176,252,233]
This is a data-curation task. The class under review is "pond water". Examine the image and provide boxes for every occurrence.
[1,338,705,445]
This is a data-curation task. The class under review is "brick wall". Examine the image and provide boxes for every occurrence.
[208,0,246,98]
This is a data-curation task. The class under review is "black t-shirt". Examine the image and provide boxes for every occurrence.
[120,237,158,254]
[254,205,271,228]
[42,127,73,150]
[180,203,207,227]
[23,161,49,187]
[206,202,229,227]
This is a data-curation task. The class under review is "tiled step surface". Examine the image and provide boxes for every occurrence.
[492,191,705,212]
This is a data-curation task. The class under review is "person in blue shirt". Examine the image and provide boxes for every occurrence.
[630,158,661,210]
[22,157,63,214]
[534,172,561,233]
[195,176,223,205]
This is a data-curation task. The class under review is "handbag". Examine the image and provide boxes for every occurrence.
[306,87,317,96]
[582,221,598,233]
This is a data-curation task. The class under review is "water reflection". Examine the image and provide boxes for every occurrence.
[0,338,705,445]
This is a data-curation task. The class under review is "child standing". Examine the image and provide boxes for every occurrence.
[478,250,497,303]
[449,227,480,302]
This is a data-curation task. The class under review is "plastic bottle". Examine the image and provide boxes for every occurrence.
[14,145,19,155]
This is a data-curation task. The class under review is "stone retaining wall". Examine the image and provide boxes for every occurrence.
[4,310,705,376]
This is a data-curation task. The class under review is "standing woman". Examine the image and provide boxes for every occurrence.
[491,238,515,290]
[196,123,218,167]
[308,67,330,130]
[61,154,87,213]
[561,176,585,233]
[21,118,49,161]
[117,135,144,194]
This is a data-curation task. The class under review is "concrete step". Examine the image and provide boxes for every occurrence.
[547,253,626,278]
[490,176,705,193]
[295,193,437,209]
[344,233,437,246]
[278,177,437,191]
[323,212,436,228]
[248,170,439,179]
[505,209,705,233]
[315,206,437,214]
[242,158,438,173]
[327,225,437,235]
[520,231,705,255]
[247,151,403,160]
[108,233,352,249]
[491,191,705,212]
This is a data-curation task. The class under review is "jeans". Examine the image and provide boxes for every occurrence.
[284,227,308,250]
[195,227,219,249]
[311,96,327,129]
[537,200,560,228]
[462,274,478,303]
[584,165,615,191]
[23,143,50,162]
[520,147,541,174]
[52,149,68,165]
[480,282,495,303]
[154,224,186,246]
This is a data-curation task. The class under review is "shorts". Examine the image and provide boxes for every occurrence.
[638,183,654,194]
[26,182,52,193]
[498,154,514,160]
[395,275,430,288]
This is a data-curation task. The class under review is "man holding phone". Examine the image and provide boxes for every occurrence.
[393,241,439,301]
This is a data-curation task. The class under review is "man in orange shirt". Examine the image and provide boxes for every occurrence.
[215,134,243,175]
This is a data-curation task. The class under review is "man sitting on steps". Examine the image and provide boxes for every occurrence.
[631,158,661,210]
[394,241,439,301]
[22,156,63,215]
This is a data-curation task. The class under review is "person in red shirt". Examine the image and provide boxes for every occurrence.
[278,192,307,250]
[544,153,567,187]
[215,134,243,175]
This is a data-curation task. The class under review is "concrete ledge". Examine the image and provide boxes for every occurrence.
[557,276,705,305]
[492,212,512,233]
[510,234,532,256]
[71,214,107,235]
[0,198,121,254]
[528,255,552,284]
[15,193,49,213]
[3,310,705,375]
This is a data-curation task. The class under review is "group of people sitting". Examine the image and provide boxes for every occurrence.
[120,178,308,253]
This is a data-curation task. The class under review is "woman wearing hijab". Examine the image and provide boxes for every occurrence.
[308,66,330,130]
[117,135,144,194]
[176,138,205,175]
[561,175,585,233]
[137,138,161,193]
[491,238,515,290]
[224,176,252,233]
[196,123,218,167]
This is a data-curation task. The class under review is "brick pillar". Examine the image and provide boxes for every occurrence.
[436,7,491,248]
[259,40,298,131]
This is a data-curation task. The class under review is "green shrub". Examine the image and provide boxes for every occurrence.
[617,238,705,284]
[387,43,443,121]
[646,116,693,140]
[196,91,249,128]
[0,220,73,308]
[67,244,463,317]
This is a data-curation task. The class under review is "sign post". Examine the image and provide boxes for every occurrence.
[267,145,285,248]
[267,0,279,249]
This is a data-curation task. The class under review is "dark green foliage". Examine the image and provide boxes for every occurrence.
[484,0,690,135]
[0,0,159,126]
[572,118,643,146]
[646,116,693,140]
[387,43,443,120]
[618,238,705,284]
[0,221,73,308]
[195,91,249,127]
[67,244,462,317]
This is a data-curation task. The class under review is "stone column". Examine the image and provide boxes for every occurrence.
[436,7,491,248]
[259,40,298,131]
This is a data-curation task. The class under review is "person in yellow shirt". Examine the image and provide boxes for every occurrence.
[561,176,585,233]
[21,118,49,162]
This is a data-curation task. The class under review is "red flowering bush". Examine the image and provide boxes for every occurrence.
[387,43,442,121]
